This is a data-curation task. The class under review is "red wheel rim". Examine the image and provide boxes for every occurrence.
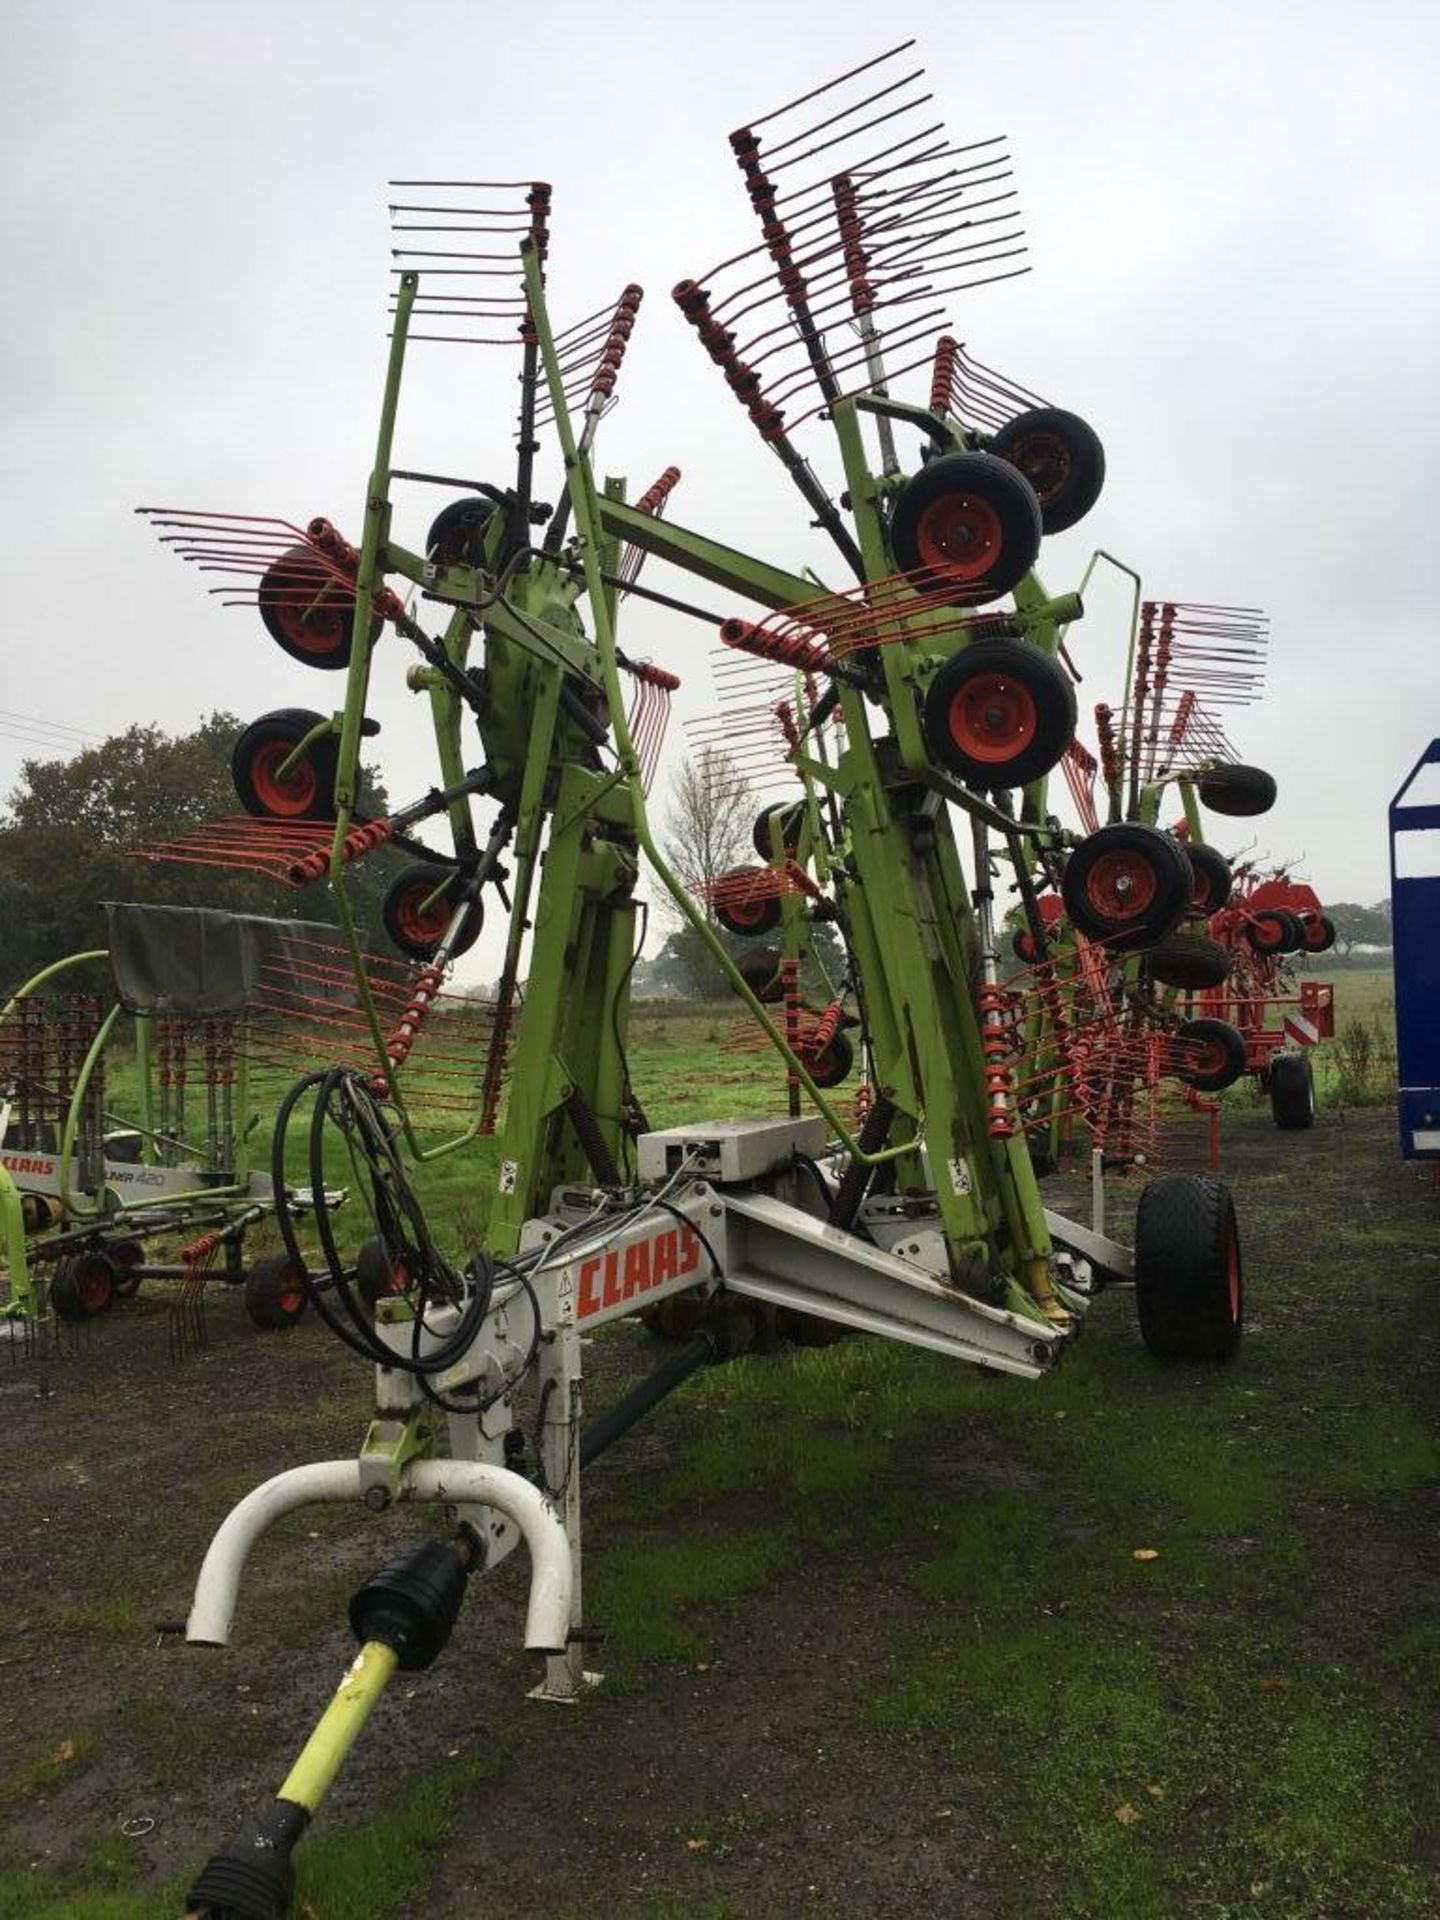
[1083,851,1159,922]
[914,492,1004,581]
[1250,916,1283,952]
[396,886,451,945]
[277,1273,304,1317]
[79,1261,111,1312]
[248,739,319,817]
[1190,1039,1225,1077]
[947,672,1038,765]
[268,564,352,659]
[1007,430,1071,504]
[1301,914,1326,951]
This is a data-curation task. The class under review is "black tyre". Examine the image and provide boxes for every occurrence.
[807,1030,854,1089]
[355,1237,410,1307]
[1197,763,1277,818]
[50,1251,116,1324]
[258,545,380,672]
[1060,824,1193,952]
[889,452,1043,602]
[1184,842,1233,916]
[381,864,482,962]
[244,1255,308,1330]
[1269,1051,1316,1130]
[232,709,339,822]
[1300,912,1337,954]
[921,640,1077,790]
[713,867,782,939]
[989,407,1106,535]
[777,1307,850,1348]
[1133,1174,1242,1362]
[1146,932,1232,991]
[426,496,500,568]
[1173,1017,1248,1093]
[735,947,785,1004]
[752,802,805,862]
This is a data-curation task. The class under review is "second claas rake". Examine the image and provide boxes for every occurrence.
[148,43,1285,1916]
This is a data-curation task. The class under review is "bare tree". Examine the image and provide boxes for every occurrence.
[660,747,752,921]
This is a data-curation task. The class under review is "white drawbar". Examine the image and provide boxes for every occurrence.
[185,1458,573,1655]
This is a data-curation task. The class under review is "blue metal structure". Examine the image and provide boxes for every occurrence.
[1390,739,1440,1159]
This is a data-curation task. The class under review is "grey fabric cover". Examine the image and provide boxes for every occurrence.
[103,904,349,1016]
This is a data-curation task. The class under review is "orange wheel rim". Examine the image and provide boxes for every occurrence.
[1007,429,1072,503]
[947,673,1038,764]
[1083,851,1158,921]
[80,1264,110,1310]
[915,492,1004,580]
[249,739,318,817]
[270,573,352,658]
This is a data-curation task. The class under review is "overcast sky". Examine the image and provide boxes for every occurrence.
[4,0,1437,980]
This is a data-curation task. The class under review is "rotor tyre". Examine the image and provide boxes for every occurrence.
[232,709,339,822]
[713,867,782,939]
[244,1254,308,1330]
[1133,1174,1242,1362]
[258,545,380,672]
[1197,763,1277,818]
[1146,932,1232,991]
[381,864,482,962]
[1245,910,1292,957]
[50,1251,116,1323]
[106,1238,146,1299]
[426,496,500,568]
[1060,824,1193,952]
[806,1030,854,1089]
[889,452,1043,603]
[752,802,806,862]
[1301,912,1337,954]
[1184,842,1234,916]
[1174,1017,1248,1092]
[355,1237,410,1307]
[735,947,785,1004]
[921,640,1077,790]
[988,407,1105,534]
[1269,1051,1316,1130]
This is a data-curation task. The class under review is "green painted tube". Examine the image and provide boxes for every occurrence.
[277,1641,399,1814]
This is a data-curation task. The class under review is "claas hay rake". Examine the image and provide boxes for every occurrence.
[130,43,1290,1914]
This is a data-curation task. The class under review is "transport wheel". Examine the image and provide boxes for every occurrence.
[355,1237,410,1307]
[889,452,1043,602]
[1301,911,1336,954]
[752,802,806,862]
[735,947,786,1003]
[426,495,501,567]
[777,1307,850,1348]
[232,708,339,821]
[1196,763,1277,818]
[988,407,1106,534]
[1245,910,1292,956]
[713,867,782,938]
[50,1251,117,1323]
[1269,1051,1316,1130]
[258,545,380,671]
[1145,932,1232,991]
[1184,842,1233,916]
[807,1030,854,1089]
[921,640,1077,789]
[1060,824,1193,952]
[245,1255,308,1330]
[1133,1174,1242,1362]
[381,864,482,962]
[1173,1017,1248,1092]
[106,1238,146,1299]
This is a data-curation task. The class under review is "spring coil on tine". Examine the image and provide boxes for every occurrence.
[1095,703,1121,791]
[977,981,1016,1138]
[286,818,394,889]
[719,617,832,677]
[181,1229,223,1267]
[379,963,446,1078]
[809,999,844,1056]
[930,335,958,416]
[633,466,681,516]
